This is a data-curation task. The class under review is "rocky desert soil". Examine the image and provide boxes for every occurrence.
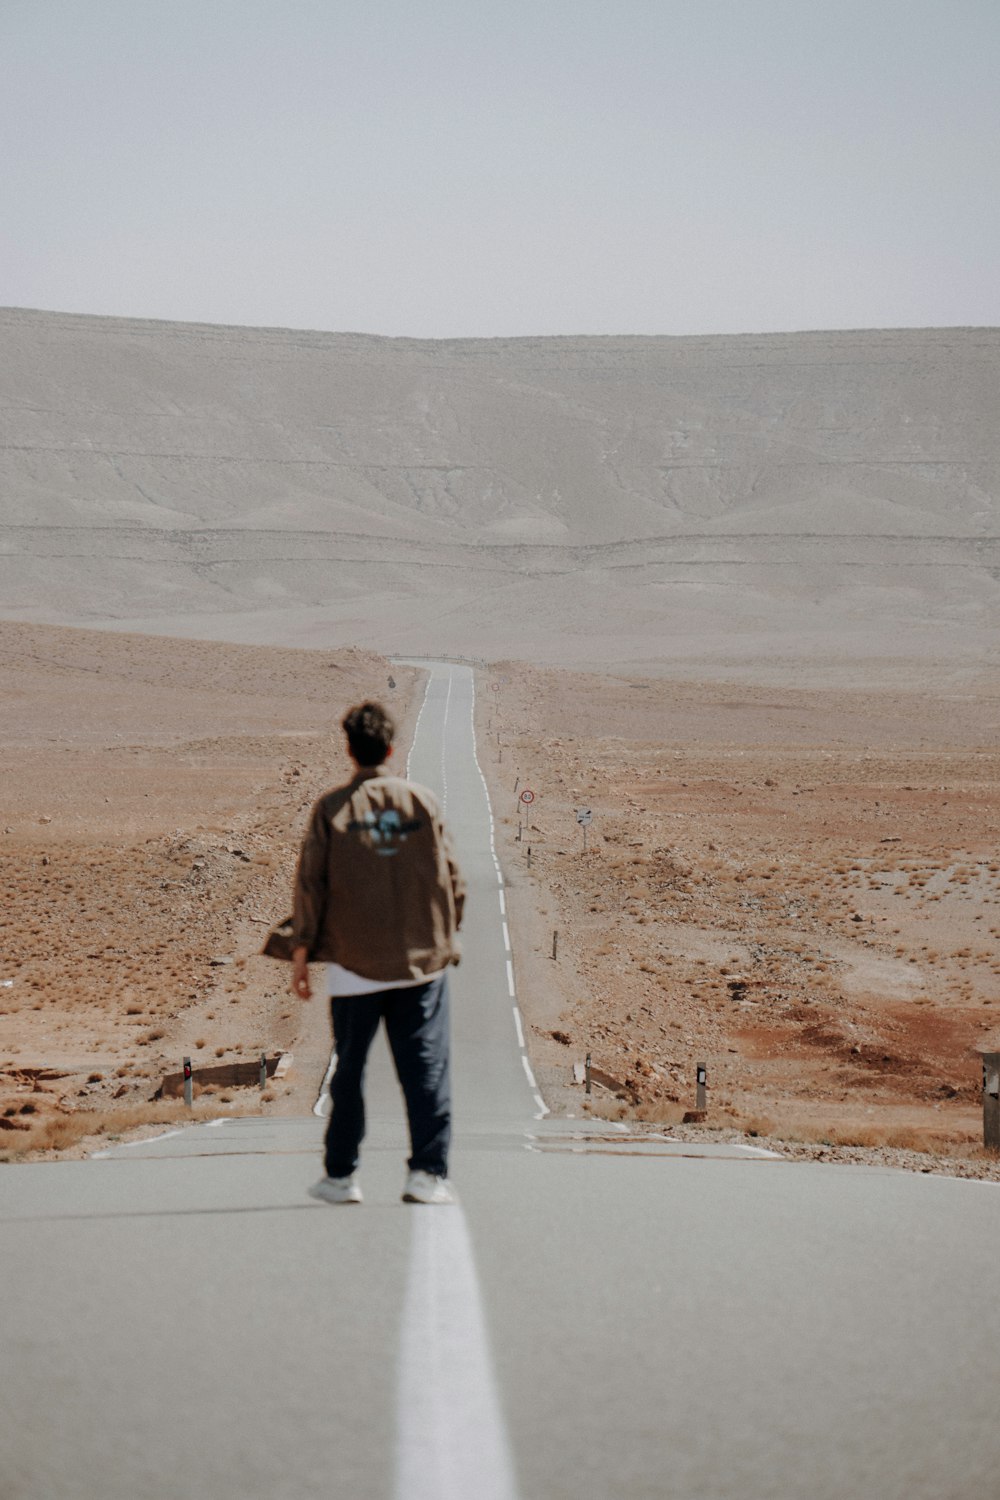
[0,622,420,1155]
[478,661,1000,1177]
[4,622,999,1180]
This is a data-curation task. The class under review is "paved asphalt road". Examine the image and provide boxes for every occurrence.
[4,662,1000,1500]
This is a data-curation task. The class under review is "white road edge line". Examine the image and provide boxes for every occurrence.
[91,1126,185,1158]
[467,671,546,1122]
[439,668,453,812]
[313,1048,336,1118]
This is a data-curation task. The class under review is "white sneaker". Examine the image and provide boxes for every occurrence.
[308,1174,362,1205]
[402,1170,455,1205]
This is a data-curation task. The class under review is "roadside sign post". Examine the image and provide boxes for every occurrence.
[519,787,535,844]
[983,1052,1000,1150]
[576,807,592,853]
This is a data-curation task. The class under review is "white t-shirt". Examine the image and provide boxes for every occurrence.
[326,963,445,998]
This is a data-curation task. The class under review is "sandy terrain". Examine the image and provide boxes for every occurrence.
[0,622,420,1153]
[478,662,1000,1172]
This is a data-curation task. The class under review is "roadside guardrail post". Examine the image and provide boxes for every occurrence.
[183,1057,193,1108]
[983,1052,1000,1150]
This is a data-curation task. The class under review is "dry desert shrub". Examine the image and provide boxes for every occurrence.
[771,1120,969,1155]
[633,1100,686,1124]
[1,1099,259,1158]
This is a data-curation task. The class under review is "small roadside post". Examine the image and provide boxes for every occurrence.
[585,1053,592,1095]
[983,1052,1000,1150]
[259,1053,267,1091]
[183,1056,193,1109]
[576,807,592,853]
[519,787,535,841]
[683,1063,708,1123]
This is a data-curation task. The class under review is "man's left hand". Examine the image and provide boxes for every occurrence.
[291,946,312,1000]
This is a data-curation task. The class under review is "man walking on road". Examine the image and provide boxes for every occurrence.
[291,701,465,1205]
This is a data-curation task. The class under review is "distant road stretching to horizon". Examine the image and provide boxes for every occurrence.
[3,662,1000,1499]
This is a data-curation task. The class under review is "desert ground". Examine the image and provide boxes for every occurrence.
[477,662,1000,1172]
[2,310,999,1172]
[2,621,998,1178]
[0,621,420,1152]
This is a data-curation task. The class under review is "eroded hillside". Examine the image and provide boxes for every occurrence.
[2,309,998,677]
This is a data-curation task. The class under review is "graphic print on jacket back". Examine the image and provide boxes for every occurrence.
[348,808,423,856]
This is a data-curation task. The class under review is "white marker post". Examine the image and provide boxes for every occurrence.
[183,1057,193,1109]
[576,807,592,853]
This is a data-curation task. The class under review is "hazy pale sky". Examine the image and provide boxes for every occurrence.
[2,0,998,338]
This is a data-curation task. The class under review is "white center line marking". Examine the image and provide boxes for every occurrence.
[395,1207,519,1500]
[505,959,516,997]
[512,1006,525,1049]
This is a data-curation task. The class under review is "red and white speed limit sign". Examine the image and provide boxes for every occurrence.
[519,788,535,805]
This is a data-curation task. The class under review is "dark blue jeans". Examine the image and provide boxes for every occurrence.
[325,973,451,1179]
